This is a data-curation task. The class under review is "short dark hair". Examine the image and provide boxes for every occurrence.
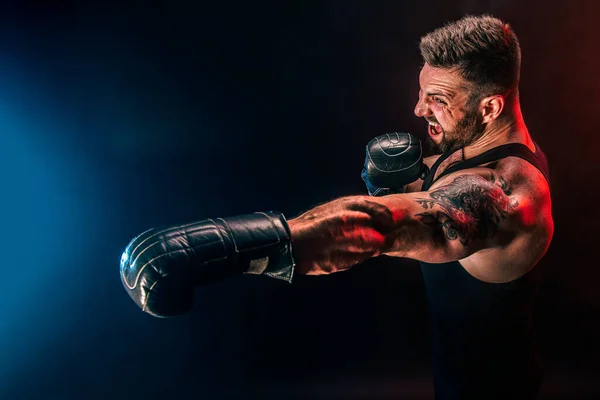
[419,15,521,102]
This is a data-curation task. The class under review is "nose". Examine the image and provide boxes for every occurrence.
[414,92,431,117]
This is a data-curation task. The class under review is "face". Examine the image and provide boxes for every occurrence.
[414,63,485,154]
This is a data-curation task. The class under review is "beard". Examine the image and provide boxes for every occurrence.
[425,108,485,154]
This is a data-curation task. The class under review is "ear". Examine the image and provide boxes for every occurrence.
[480,95,505,123]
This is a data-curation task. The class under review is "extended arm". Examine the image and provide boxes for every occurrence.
[288,172,522,275]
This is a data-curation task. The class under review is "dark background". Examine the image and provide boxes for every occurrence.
[0,0,598,398]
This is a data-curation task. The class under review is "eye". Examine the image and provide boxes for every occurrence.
[433,97,447,105]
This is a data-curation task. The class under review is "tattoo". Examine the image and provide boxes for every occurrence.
[415,199,435,209]
[415,173,518,245]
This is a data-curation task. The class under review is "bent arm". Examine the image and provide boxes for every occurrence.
[288,172,524,275]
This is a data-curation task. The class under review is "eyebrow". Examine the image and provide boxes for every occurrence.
[425,91,454,99]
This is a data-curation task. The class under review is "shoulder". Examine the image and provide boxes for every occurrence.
[495,156,549,195]
[423,156,553,282]
[430,156,549,200]
[429,156,553,241]
[497,156,553,233]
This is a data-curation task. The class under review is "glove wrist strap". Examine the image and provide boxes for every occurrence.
[216,212,295,283]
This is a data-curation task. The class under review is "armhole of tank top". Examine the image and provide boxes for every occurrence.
[426,144,549,189]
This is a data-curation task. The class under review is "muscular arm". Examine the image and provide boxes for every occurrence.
[288,172,526,275]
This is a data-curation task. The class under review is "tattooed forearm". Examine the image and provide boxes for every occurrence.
[415,174,518,245]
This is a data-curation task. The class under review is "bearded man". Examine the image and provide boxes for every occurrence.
[121,14,553,400]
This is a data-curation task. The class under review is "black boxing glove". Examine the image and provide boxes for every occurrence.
[361,132,429,196]
[120,212,295,317]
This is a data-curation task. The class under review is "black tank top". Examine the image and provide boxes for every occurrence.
[419,143,550,400]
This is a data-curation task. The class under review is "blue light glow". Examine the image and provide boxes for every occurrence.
[0,57,105,391]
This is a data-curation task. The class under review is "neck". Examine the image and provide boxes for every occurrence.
[463,100,533,160]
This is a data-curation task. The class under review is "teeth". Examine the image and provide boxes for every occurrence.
[428,121,440,126]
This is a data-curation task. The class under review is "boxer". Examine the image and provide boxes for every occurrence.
[121,15,553,400]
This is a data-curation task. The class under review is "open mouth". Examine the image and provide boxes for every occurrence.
[428,121,443,137]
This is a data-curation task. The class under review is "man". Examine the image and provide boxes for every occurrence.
[289,15,553,399]
[121,14,552,400]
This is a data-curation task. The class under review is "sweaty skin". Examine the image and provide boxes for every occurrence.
[288,64,553,284]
